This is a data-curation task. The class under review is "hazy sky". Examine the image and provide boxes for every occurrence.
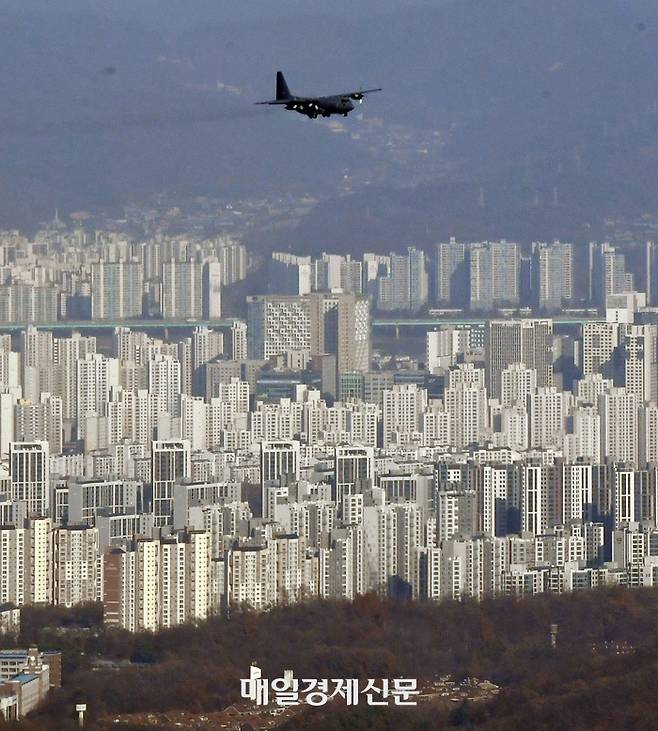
[4,0,452,27]
[0,0,657,241]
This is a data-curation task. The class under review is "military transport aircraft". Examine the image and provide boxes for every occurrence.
[256,71,381,119]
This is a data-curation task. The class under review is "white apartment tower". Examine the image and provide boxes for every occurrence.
[443,382,488,449]
[91,260,143,319]
[202,261,222,319]
[54,526,100,607]
[620,324,657,403]
[148,355,182,418]
[76,353,120,439]
[582,322,619,378]
[161,260,203,319]
[382,384,428,448]
[9,441,49,515]
[501,363,537,407]
[599,389,638,465]
[529,388,572,449]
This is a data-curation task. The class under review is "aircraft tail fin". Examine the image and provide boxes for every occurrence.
[276,71,292,101]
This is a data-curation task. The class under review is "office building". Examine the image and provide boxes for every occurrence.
[152,440,191,526]
[486,319,553,400]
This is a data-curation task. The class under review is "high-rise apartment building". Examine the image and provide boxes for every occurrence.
[408,247,429,311]
[53,333,96,422]
[582,322,619,378]
[91,260,143,319]
[529,388,572,449]
[425,328,470,373]
[9,441,49,515]
[486,319,553,400]
[599,388,638,465]
[645,240,658,306]
[0,284,59,323]
[0,526,27,607]
[435,238,467,306]
[247,295,312,360]
[377,247,428,312]
[308,293,371,376]
[382,384,428,448]
[191,326,224,394]
[148,355,182,418]
[521,466,551,535]
[444,381,488,448]
[21,328,52,370]
[0,518,54,608]
[152,440,191,526]
[311,253,343,292]
[53,526,100,607]
[247,293,370,376]
[269,252,312,296]
[76,353,120,439]
[618,324,658,404]
[533,241,573,310]
[230,321,247,361]
[469,241,519,310]
[161,260,203,319]
[500,363,537,407]
[566,406,601,464]
[213,236,248,285]
[339,257,363,295]
[639,405,658,466]
[202,261,222,319]
[261,440,301,518]
[335,445,374,502]
[15,393,63,456]
[589,242,633,308]
[260,440,300,485]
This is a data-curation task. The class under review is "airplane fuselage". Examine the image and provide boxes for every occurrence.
[285,95,355,118]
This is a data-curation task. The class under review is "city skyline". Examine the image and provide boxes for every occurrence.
[1,1,657,728]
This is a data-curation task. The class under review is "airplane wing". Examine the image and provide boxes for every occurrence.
[338,88,382,100]
[256,97,326,114]
[255,97,321,106]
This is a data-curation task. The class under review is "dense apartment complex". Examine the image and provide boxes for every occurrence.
[0,226,658,636]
